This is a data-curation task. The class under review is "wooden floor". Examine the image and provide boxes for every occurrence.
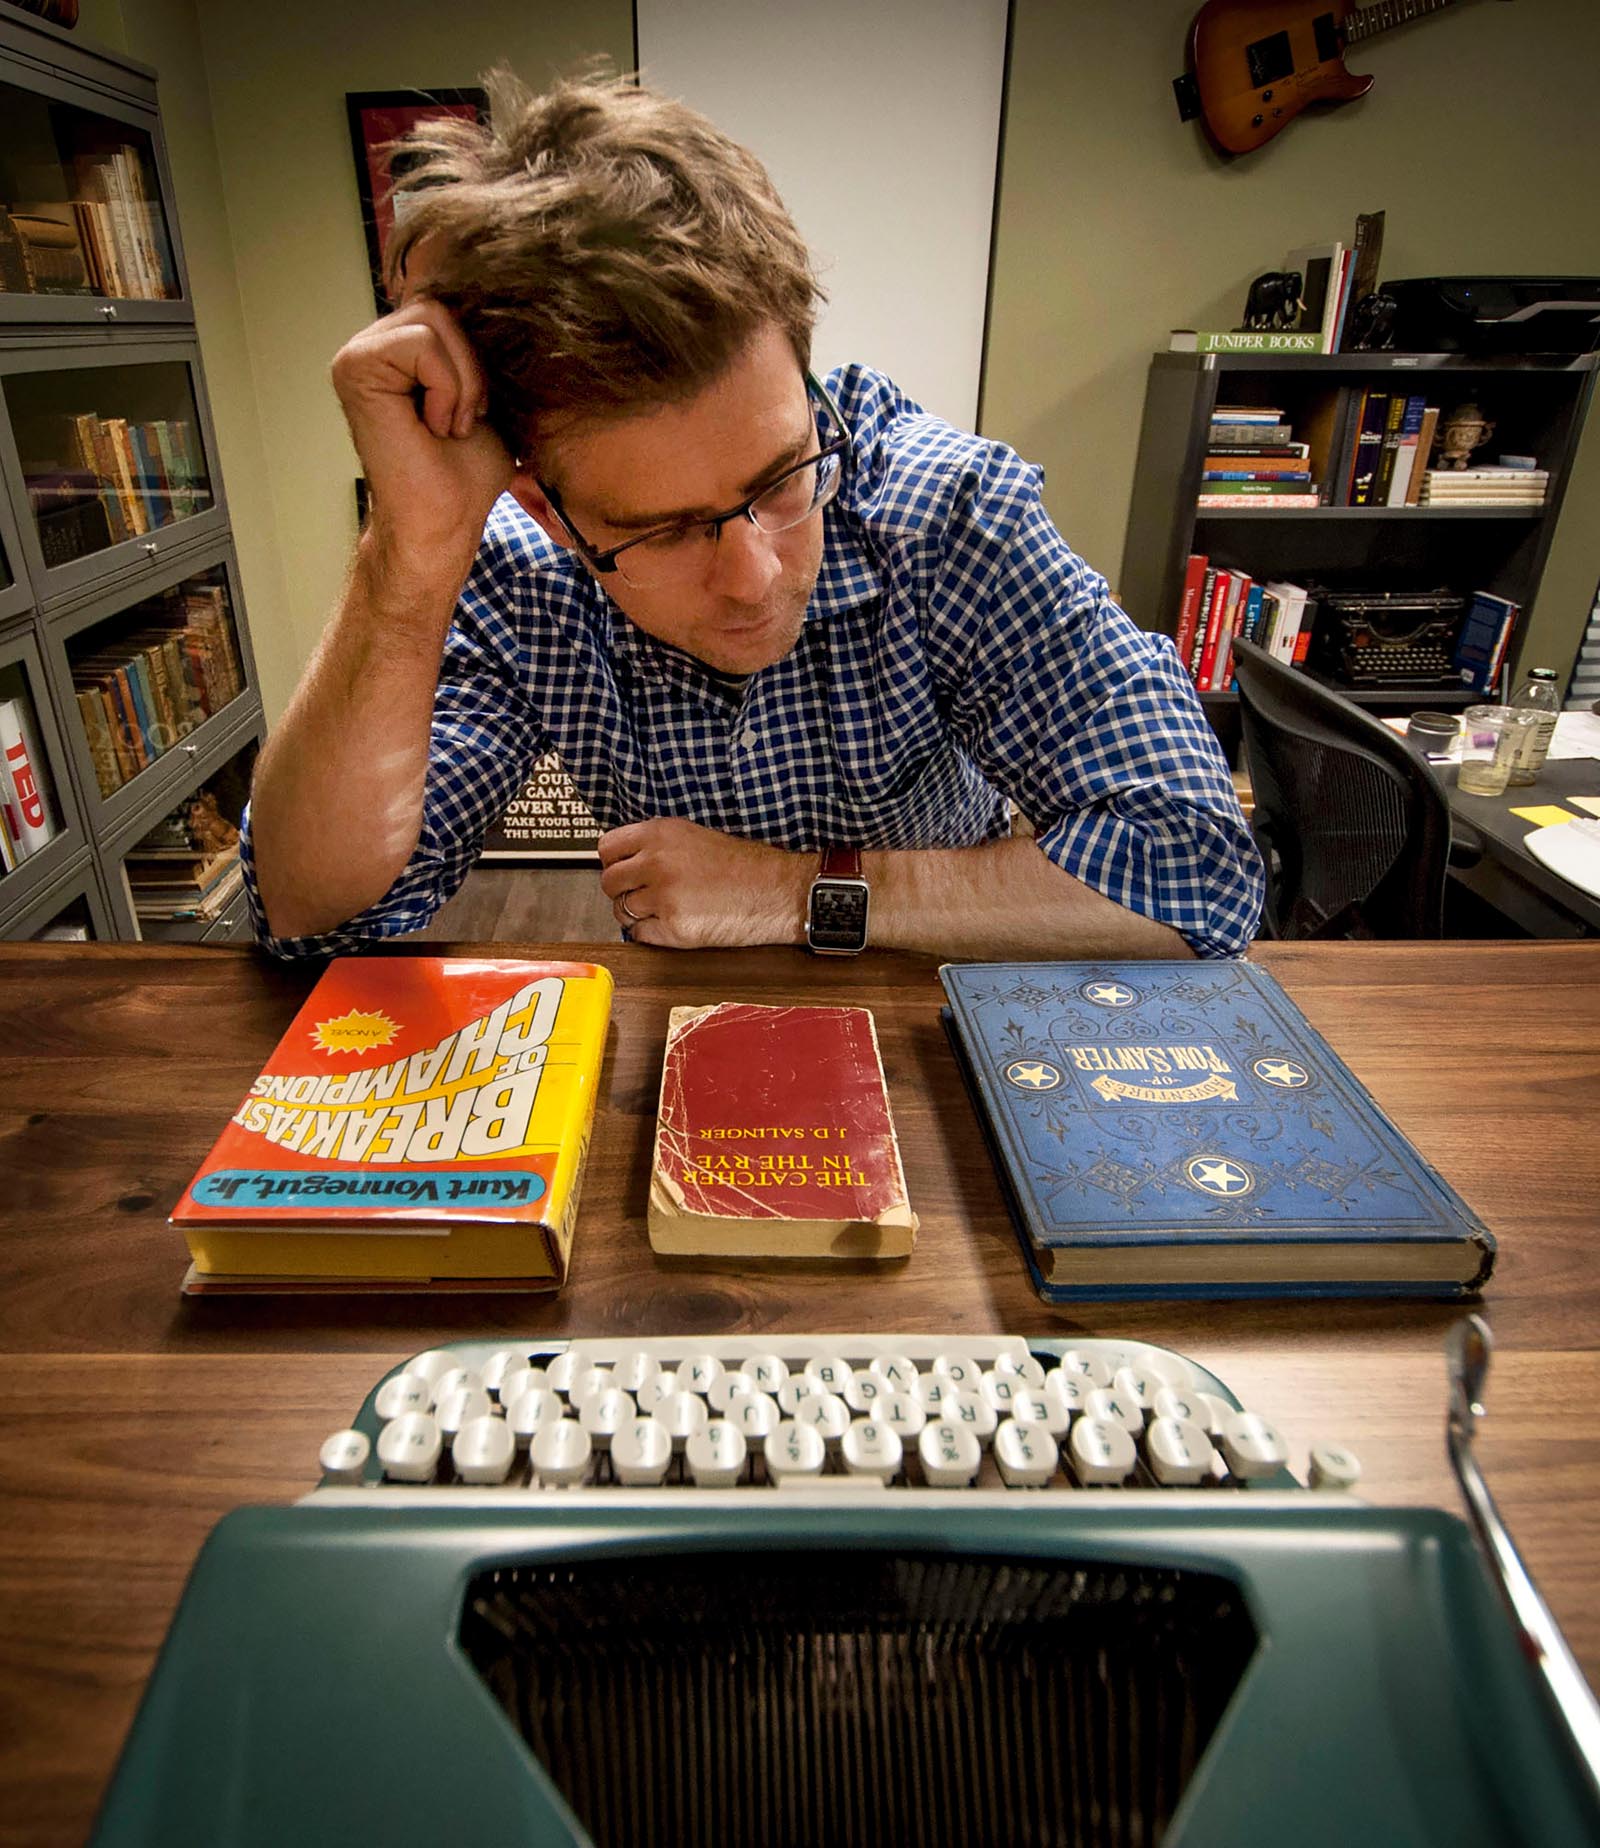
[414,864,620,943]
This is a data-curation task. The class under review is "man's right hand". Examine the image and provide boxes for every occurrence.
[330,299,516,601]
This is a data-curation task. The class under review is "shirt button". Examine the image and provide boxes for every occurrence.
[739,728,757,750]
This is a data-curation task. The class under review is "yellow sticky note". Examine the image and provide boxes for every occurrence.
[1510,805,1579,827]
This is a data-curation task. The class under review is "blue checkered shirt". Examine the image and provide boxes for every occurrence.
[243,364,1263,959]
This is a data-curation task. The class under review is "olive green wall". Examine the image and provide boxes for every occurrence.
[72,0,1600,712]
[983,0,1600,685]
[75,0,634,724]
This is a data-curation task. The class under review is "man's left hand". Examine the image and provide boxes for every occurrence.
[597,818,810,948]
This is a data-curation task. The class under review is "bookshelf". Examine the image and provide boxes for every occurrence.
[0,10,263,943]
[1120,350,1599,757]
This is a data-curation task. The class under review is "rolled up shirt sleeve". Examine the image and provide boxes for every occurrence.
[927,446,1264,958]
[243,542,546,961]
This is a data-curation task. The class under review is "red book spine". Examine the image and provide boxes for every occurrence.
[1195,570,1232,691]
[1173,552,1208,668]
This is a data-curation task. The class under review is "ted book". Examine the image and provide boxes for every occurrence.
[172,956,612,1291]
[940,960,1493,1302]
[649,1002,917,1258]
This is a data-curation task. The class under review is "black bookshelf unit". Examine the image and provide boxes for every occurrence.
[0,10,263,942]
[1119,350,1599,757]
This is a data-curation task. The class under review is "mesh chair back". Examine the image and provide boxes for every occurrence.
[1230,636,1454,938]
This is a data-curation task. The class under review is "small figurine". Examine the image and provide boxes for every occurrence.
[1242,269,1303,331]
[1435,402,1496,470]
[185,789,239,856]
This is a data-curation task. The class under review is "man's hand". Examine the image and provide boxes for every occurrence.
[597,819,810,948]
[330,298,515,598]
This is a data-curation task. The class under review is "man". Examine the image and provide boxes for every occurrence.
[245,71,1263,961]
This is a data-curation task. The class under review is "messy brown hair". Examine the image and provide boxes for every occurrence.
[385,68,824,460]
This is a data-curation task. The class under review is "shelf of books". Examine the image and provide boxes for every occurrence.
[1120,350,1598,756]
[0,13,262,944]
[101,723,257,943]
[0,334,226,605]
[46,544,256,838]
[0,15,188,328]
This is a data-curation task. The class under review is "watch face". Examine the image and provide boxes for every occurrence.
[808,879,869,952]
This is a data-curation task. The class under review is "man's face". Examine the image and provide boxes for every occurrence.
[513,323,826,675]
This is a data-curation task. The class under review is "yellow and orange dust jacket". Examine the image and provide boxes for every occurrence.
[172,957,612,1286]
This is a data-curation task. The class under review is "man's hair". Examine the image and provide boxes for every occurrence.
[386,69,824,459]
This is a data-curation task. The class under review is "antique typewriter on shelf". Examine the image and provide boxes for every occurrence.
[88,1324,1600,1848]
[1307,587,1468,690]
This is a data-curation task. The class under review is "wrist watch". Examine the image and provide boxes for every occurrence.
[806,848,870,954]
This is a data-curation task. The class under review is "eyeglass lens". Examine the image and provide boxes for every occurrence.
[615,451,841,588]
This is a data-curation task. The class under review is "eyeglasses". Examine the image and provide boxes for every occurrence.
[538,374,849,591]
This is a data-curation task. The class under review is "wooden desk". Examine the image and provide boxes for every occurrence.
[2,939,1598,1847]
[1449,756,1600,936]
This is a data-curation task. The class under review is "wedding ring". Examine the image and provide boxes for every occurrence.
[618,892,643,925]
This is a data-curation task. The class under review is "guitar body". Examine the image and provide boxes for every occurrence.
[1188,0,1374,154]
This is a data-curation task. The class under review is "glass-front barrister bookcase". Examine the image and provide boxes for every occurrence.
[0,7,264,943]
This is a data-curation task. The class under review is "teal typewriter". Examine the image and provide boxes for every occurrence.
[90,1322,1600,1847]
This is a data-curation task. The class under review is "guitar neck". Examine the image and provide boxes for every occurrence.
[1344,0,1459,45]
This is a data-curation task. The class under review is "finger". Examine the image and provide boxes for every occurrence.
[598,861,646,901]
[408,303,488,439]
[597,822,657,866]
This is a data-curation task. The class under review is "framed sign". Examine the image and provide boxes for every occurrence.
[481,753,602,864]
[345,88,487,315]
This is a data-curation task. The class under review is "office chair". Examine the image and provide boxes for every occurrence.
[1230,635,1478,939]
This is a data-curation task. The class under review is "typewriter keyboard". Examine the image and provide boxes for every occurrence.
[313,1335,1361,1499]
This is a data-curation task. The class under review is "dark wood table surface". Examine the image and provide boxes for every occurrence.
[1448,754,1600,936]
[2,938,1599,1846]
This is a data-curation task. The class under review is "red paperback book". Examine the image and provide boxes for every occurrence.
[649,1002,917,1258]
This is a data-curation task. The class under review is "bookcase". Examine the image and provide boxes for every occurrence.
[0,9,263,943]
[1119,350,1599,758]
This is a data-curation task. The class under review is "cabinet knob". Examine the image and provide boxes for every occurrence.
[100,303,118,320]
[182,743,198,757]
[143,542,159,558]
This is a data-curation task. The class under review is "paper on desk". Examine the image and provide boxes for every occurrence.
[1510,805,1580,827]
[1572,796,1600,818]
[1548,710,1600,760]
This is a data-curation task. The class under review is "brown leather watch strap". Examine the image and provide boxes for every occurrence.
[819,848,863,879]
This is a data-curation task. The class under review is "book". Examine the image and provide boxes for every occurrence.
[1370,392,1409,506]
[1201,468,1312,482]
[938,960,1495,1302]
[1196,479,1317,495]
[171,957,613,1289]
[1344,390,1391,506]
[1210,422,1294,446]
[1196,493,1320,508]
[1170,328,1321,353]
[1384,396,1428,507]
[648,1002,917,1258]
[1336,211,1386,352]
[1282,242,1346,352]
[0,695,57,858]
[1194,569,1232,690]
[1452,591,1520,694]
[1407,408,1442,506]
[1173,552,1209,667]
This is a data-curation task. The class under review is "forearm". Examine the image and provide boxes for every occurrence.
[250,533,462,939]
[861,837,1193,960]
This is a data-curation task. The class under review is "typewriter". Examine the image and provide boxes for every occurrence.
[89,1327,1600,1848]
[1308,588,1468,690]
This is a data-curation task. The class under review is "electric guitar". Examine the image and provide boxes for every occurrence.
[1183,0,1473,155]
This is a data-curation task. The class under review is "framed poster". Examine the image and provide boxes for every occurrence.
[480,753,602,864]
[345,88,487,315]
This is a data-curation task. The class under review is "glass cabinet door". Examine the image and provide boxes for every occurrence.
[0,76,178,311]
[62,558,249,809]
[0,645,69,897]
[112,733,255,942]
[6,355,216,575]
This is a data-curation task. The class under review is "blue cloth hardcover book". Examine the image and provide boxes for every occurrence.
[939,960,1494,1302]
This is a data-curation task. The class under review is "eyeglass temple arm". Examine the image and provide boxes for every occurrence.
[1446,1313,1600,1807]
